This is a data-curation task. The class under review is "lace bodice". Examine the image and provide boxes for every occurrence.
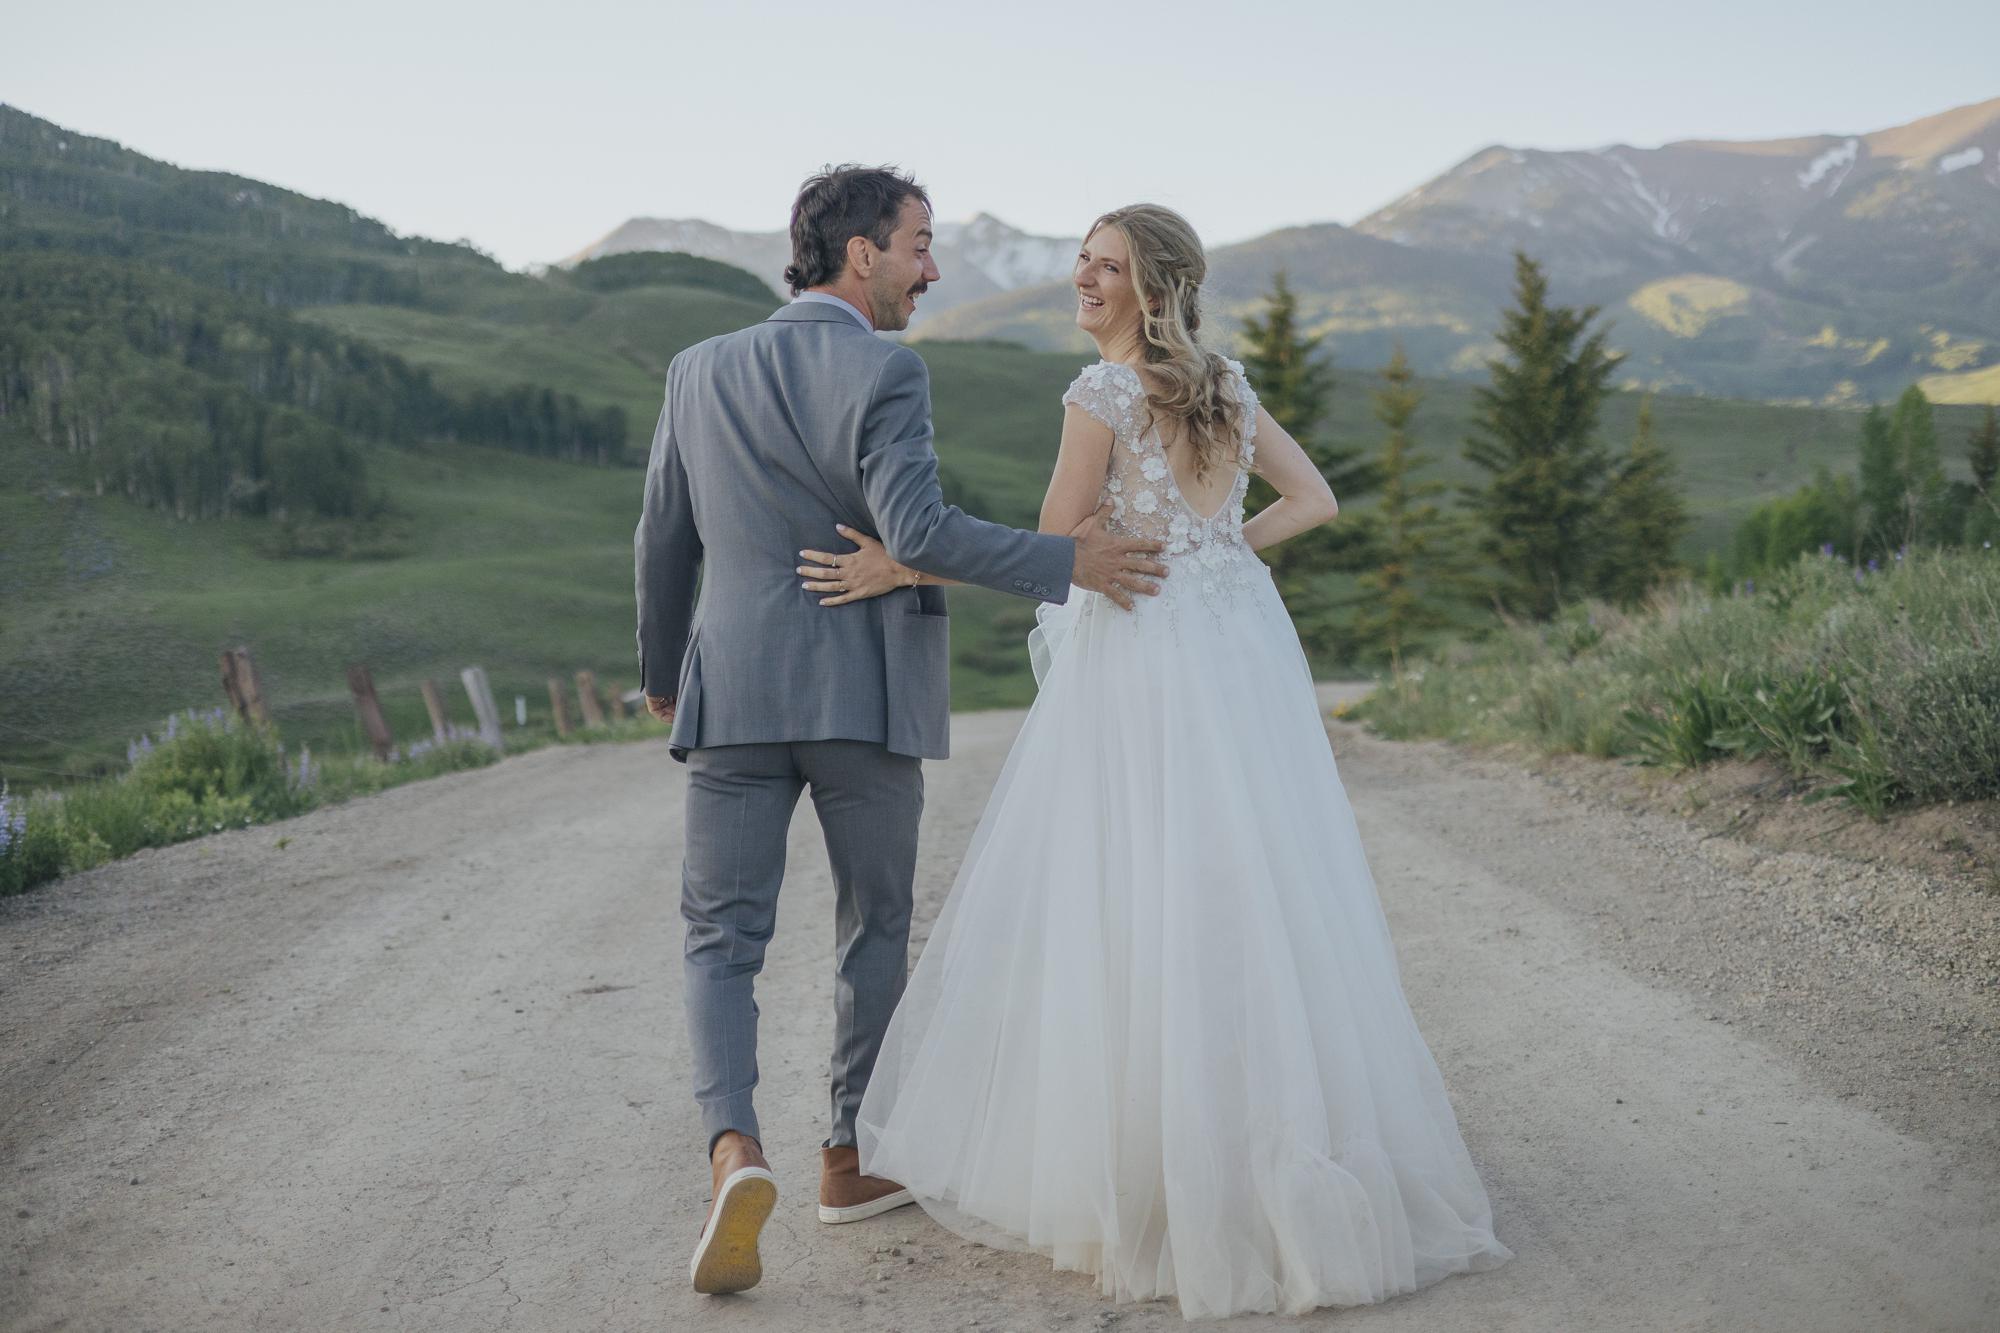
[1060,358,1267,619]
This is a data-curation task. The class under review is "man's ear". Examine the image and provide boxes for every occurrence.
[845,234,875,280]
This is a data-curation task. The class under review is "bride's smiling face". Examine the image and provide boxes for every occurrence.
[1075,226,1143,345]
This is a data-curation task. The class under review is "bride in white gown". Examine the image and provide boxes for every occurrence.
[803,204,1514,1320]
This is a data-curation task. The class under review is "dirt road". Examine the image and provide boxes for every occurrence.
[4,685,1995,1330]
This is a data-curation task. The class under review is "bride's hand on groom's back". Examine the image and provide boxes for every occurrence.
[1068,503,1167,611]
[798,524,919,606]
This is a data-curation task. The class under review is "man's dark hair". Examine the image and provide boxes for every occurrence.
[784,164,931,295]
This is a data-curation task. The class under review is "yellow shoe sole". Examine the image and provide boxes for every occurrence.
[690,1166,778,1295]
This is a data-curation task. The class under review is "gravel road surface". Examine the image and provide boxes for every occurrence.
[4,684,1995,1330]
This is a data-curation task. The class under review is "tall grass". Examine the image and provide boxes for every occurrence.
[1352,546,2000,817]
[0,705,658,897]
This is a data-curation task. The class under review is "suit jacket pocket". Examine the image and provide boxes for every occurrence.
[882,608,951,759]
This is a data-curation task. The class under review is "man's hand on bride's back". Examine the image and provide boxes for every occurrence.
[798,524,918,606]
[1069,503,1167,611]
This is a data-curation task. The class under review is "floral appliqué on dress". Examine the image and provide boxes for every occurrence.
[1059,358,1269,632]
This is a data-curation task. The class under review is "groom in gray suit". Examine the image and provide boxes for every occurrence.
[635,164,1166,1293]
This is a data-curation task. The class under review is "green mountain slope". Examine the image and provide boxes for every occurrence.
[5,102,1988,790]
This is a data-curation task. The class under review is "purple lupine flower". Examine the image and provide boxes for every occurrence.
[441,721,498,750]
[290,745,320,791]
[1867,557,1879,572]
[165,712,180,741]
[127,734,155,766]
[1820,542,1834,557]
[1745,578,1755,593]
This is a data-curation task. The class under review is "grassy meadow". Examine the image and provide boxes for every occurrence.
[9,296,1993,791]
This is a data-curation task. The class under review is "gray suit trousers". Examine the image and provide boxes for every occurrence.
[681,738,922,1156]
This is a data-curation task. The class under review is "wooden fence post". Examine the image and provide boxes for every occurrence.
[420,679,449,741]
[547,677,574,737]
[607,686,628,721]
[575,670,606,728]
[220,651,246,719]
[460,667,503,748]
[219,647,272,727]
[346,664,395,761]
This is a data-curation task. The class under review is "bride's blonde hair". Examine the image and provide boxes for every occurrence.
[1088,203,1246,483]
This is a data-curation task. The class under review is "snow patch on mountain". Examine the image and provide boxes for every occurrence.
[1797,138,1859,190]
[1612,155,1677,240]
[1938,145,1985,174]
[934,213,1079,289]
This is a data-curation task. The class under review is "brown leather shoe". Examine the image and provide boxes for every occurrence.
[691,1132,777,1294]
[818,1143,915,1224]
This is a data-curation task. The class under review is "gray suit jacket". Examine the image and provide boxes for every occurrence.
[634,302,1076,762]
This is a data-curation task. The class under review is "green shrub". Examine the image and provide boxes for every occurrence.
[39,777,160,863]
[1620,669,1749,770]
[1708,667,1851,775]
[1354,546,1999,813]
[1859,643,2000,804]
[126,706,309,824]
[0,783,67,895]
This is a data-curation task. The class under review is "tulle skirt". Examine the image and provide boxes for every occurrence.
[856,550,1514,1320]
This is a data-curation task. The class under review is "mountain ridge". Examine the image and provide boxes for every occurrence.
[603,95,1993,405]
[560,210,1081,326]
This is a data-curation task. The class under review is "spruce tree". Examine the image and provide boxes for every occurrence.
[1888,384,1946,549]
[1351,344,1468,672]
[1461,250,1623,620]
[1238,270,1380,658]
[1595,394,1691,605]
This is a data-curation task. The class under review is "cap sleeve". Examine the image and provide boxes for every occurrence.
[1061,361,1142,441]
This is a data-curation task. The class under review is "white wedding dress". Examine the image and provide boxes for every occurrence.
[855,358,1514,1320]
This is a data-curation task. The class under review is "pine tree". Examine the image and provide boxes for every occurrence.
[1237,270,1380,658]
[1595,394,1691,605]
[1460,250,1624,620]
[1350,344,1468,672]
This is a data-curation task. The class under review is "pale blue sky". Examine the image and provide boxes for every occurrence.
[8,0,1997,270]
